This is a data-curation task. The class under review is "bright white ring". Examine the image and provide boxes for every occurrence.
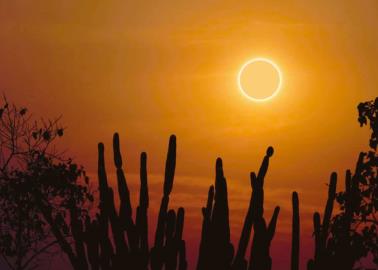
[237,57,283,102]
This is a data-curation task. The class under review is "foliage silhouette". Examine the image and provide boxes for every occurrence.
[0,98,93,270]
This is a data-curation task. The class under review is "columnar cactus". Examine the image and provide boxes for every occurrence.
[113,133,137,254]
[69,204,88,270]
[197,158,234,270]
[248,206,280,270]
[233,147,280,270]
[196,185,214,269]
[291,192,300,270]
[307,172,337,270]
[198,147,280,270]
[135,152,149,268]
[150,135,187,270]
[78,133,186,270]
[232,173,254,270]
[96,142,115,269]
[84,215,100,270]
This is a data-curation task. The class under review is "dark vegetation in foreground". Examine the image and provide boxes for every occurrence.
[0,97,377,270]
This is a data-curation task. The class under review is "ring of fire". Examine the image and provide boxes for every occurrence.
[237,58,283,102]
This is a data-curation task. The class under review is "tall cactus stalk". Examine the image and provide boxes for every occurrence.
[196,185,214,270]
[307,172,337,270]
[232,173,255,270]
[212,158,233,270]
[96,143,115,269]
[291,192,300,270]
[135,152,149,268]
[151,135,175,270]
[154,135,176,248]
[197,158,233,270]
[247,147,280,270]
[113,133,137,253]
[151,135,186,270]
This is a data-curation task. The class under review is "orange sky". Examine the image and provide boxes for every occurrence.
[1,1,377,269]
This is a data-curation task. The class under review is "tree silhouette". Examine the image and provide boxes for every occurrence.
[307,97,378,270]
[0,98,93,270]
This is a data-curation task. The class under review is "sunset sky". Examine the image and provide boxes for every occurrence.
[1,1,377,269]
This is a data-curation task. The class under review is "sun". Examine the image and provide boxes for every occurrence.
[237,58,282,102]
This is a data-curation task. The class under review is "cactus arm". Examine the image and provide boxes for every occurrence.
[164,135,176,196]
[267,206,280,243]
[137,152,149,254]
[257,147,274,187]
[233,172,257,268]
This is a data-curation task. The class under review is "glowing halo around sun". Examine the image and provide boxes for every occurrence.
[237,57,283,102]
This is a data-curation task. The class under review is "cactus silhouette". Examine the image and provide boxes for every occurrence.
[196,158,233,270]
[231,147,280,270]
[150,135,187,270]
[66,134,376,270]
[45,97,378,270]
[291,192,300,270]
[197,147,280,270]
[70,134,186,270]
[196,185,214,269]
[248,147,280,270]
[307,173,337,270]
